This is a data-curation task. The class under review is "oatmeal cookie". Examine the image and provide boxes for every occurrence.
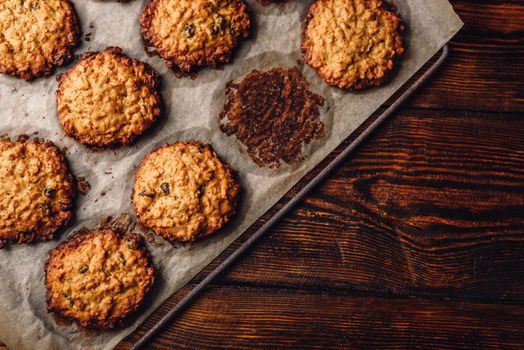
[140,0,251,75]
[0,138,74,247]
[56,47,163,147]
[45,229,156,329]
[132,142,240,242]
[0,0,81,80]
[302,0,404,90]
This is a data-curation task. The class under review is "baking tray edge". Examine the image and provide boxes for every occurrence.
[130,45,450,350]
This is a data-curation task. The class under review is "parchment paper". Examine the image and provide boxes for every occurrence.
[0,1,462,349]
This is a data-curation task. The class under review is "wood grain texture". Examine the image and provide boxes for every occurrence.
[214,110,524,301]
[405,1,524,112]
[118,286,524,350]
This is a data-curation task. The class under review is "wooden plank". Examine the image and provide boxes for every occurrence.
[402,1,524,112]
[407,39,524,112]
[451,1,524,33]
[200,109,524,301]
[118,286,524,349]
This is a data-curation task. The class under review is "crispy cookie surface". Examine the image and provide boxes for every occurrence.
[56,47,163,147]
[302,0,404,90]
[132,142,240,242]
[0,138,74,247]
[220,67,325,168]
[140,0,251,75]
[0,0,80,80]
[45,229,156,329]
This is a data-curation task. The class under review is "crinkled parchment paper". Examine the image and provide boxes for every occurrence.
[0,1,462,349]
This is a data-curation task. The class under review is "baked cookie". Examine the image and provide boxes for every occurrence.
[302,0,404,90]
[0,0,81,80]
[219,67,325,169]
[140,0,251,75]
[45,229,156,329]
[0,138,74,247]
[56,47,163,147]
[132,142,240,242]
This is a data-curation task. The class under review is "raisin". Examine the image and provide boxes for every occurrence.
[160,182,170,195]
[64,294,75,306]
[139,191,155,199]
[44,188,56,199]
[184,23,195,38]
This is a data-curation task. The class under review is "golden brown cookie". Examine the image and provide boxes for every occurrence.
[45,229,156,330]
[0,137,74,247]
[302,0,404,90]
[140,0,251,75]
[56,47,163,147]
[0,0,81,80]
[132,142,240,242]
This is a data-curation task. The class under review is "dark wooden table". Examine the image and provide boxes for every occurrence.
[3,1,524,349]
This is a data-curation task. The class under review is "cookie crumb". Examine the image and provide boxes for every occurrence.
[75,176,91,194]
